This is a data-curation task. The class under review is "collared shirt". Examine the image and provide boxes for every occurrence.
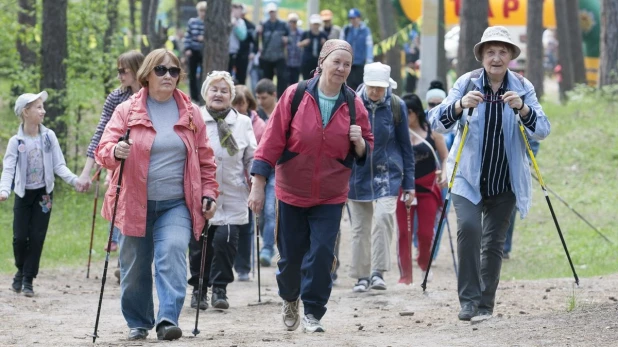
[286,28,303,67]
[433,69,544,216]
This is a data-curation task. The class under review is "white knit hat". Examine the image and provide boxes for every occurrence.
[363,62,396,89]
[426,88,446,102]
[473,26,521,62]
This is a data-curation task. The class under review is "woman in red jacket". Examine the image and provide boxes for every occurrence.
[96,49,218,341]
[248,39,373,334]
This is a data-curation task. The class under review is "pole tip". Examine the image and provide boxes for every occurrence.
[421,282,426,291]
[192,328,200,336]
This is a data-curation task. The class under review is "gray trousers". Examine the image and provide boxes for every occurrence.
[452,191,516,312]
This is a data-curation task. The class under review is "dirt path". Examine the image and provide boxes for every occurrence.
[1,215,617,347]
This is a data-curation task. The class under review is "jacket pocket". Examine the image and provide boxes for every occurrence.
[276,153,313,198]
[277,148,299,165]
[319,156,351,200]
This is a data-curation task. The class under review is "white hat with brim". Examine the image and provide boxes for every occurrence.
[14,91,48,117]
[265,2,277,13]
[364,62,396,89]
[473,26,521,62]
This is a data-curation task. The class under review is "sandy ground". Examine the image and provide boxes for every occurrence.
[1,213,617,347]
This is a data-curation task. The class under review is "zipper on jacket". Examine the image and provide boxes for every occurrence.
[369,107,376,199]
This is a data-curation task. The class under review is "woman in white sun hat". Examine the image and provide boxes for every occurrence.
[298,14,328,80]
[428,26,550,321]
[348,62,415,293]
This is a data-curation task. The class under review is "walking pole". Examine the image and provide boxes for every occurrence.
[345,202,353,225]
[422,108,474,292]
[192,199,213,337]
[86,167,103,279]
[531,173,613,244]
[516,112,579,285]
[445,217,458,276]
[254,213,262,302]
[92,129,130,343]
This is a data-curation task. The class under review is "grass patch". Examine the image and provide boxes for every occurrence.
[502,90,618,280]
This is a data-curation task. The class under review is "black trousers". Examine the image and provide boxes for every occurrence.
[287,66,301,87]
[301,58,318,81]
[13,188,53,279]
[234,53,250,85]
[189,224,240,292]
[347,65,365,92]
[188,50,203,102]
[259,58,287,97]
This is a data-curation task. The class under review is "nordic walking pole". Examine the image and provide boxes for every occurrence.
[422,108,474,292]
[254,213,262,302]
[516,112,579,286]
[92,128,130,343]
[530,173,613,244]
[86,167,103,279]
[445,216,458,277]
[193,199,213,337]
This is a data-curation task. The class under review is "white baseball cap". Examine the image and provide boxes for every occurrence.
[264,2,277,13]
[309,14,322,25]
[14,91,48,117]
[363,62,396,89]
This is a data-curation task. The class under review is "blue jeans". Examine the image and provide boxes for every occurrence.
[119,198,192,330]
[108,223,120,244]
[260,171,277,253]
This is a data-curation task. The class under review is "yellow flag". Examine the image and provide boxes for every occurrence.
[142,35,149,47]
[88,35,97,49]
[165,40,174,51]
[124,35,129,48]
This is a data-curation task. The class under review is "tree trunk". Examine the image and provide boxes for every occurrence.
[599,0,618,87]
[377,0,401,93]
[103,0,121,94]
[436,0,447,85]
[203,0,231,76]
[457,0,488,76]
[129,0,137,43]
[566,0,587,84]
[17,0,36,68]
[41,0,68,147]
[555,1,574,99]
[525,0,544,99]
[141,0,152,54]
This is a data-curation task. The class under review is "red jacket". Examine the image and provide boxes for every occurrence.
[251,79,373,207]
[96,88,219,240]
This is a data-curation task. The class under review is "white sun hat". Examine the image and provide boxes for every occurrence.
[363,62,396,89]
[14,91,48,117]
[309,14,322,25]
[473,26,521,62]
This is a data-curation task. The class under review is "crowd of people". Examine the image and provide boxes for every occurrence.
[0,1,550,340]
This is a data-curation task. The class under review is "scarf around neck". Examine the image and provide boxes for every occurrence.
[207,107,239,156]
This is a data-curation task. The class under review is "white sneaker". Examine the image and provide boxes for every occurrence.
[302,314,325,333]
[281,298,301,331]
[370,275,387,290]
[352,278,370,292]
[421,270,433,282]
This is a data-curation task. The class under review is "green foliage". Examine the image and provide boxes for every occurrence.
[501,90,618,280]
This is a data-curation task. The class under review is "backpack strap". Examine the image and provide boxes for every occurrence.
[11,139,24,191]
[390,94,402,125]
[290,80,308,120]
[344,87,356,125]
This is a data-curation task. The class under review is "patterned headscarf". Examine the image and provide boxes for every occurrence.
[316,39,354,74]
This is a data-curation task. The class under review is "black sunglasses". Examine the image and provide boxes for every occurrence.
[117,68,128,75]
[428,102,439,108]
[153,65,181,78]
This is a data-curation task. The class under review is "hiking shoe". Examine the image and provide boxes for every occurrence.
[281,298,301,331]
[22,278,34,297]
[191,290,208,310]
[156,322,182,341]
[10,271,23,293]
[352,278,370,292]
[259,248,273,267]
[302,314,325,333]
[458,303,479,321]
[114,268,121,283]
[503,252,510,260]
[127,328,148,340]
[237,272,250,282]
[211,287,229,309]
[370,274,387,290]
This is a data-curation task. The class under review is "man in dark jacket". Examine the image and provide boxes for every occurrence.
[235,4,255,85]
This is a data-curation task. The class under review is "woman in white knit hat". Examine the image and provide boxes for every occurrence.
[429,26,550,321]
[348,62,415,293]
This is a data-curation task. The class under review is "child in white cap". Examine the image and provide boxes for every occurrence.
[0,91,79,297]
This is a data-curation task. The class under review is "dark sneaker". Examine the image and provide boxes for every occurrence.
[503,252,510,260]
[211,287,229,309]
[114,269,121,284]
[10,271,23,293]
[237,272,250,282]
[156,322,182,341]
[191,290,208,310]
[22,278,34,297]
[370,274,387,290]
[259,248,273,267]
[458,303,479,321]
[127,328,148,340]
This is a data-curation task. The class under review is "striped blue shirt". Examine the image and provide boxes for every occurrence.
[87,88,133,158]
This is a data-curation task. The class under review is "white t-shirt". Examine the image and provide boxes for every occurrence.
[24,134,46,189]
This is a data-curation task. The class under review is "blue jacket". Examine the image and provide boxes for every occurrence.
[429,68,551,218]
[349,85,415,201]
[341,23,373,66]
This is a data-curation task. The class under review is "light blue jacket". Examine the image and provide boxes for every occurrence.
[0,124,77,198]
[429,69,550,217]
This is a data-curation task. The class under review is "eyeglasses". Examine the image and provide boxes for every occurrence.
[483,94,504,104]
[117,68,128,75]
[153,65,181,78]
[428,102,439,108]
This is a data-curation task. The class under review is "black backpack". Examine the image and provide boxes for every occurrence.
[289,79,356,138]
